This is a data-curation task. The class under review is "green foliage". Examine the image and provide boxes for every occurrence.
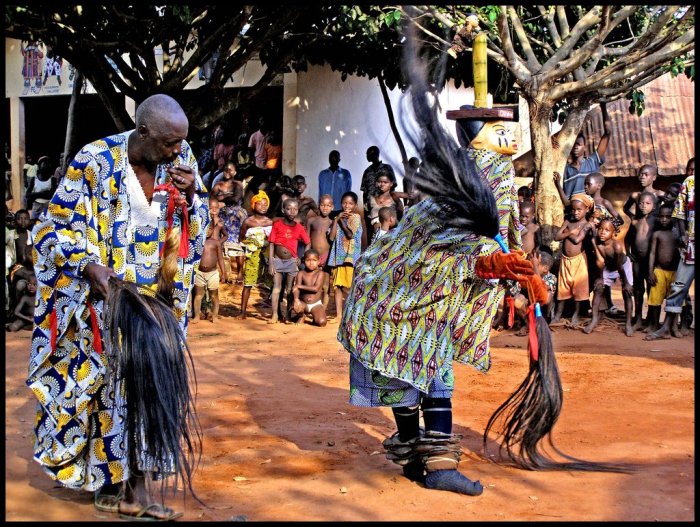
[627,89,645,117]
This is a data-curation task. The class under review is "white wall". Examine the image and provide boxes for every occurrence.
[293,65,532,207]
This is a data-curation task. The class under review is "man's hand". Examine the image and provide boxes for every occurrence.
[167,165,196,203]
[83,262,119,299]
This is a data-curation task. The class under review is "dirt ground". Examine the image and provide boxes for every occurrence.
[4,284,695,522]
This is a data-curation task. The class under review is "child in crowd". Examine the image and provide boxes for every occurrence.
[268,198,311,323]
[372,206,398,243]
[6,274,36,332]
[624,192,657,330]
[328,191,363,321]
[519,201,540,255]
[661,182,682,210]
[291,249,328,327]
[367,169,404,239]
[551,193,595,327]
[623,164,665,218]
[583,171,624,315]
[584,172,623,226]
[292,175,320,225]
[517,185,534,205]
[584,218,634,336]
[306,194,334,310]
[645,203,681,334]
[511,250,557,336]
[191,220,227,324]
[218,187,248,284]
[239,191,274,320]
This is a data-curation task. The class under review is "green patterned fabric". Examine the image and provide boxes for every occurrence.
[339,147,522,394]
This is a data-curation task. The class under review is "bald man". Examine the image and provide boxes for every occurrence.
[28,94,209,520]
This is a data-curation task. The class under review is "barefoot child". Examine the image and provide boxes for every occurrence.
[645,204,681,333]
[239,191,274,319]
[328,191,362,321]
[624,192,657,330]
[306,194,334,310]
[551,193,594,327]
[291,249,327,327]
[268,198,311,323]
[623,164,665,218]
[6,274,36,331]
[191,220,227,323]
[584,218,634,336]
[519,201,539,256]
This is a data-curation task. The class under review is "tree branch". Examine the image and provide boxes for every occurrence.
[541,6,602,72]
[496,6,532,83]
[537,6,562,48]
[507,6,540,71]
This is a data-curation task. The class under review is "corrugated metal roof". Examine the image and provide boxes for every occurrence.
[581,73,695,177]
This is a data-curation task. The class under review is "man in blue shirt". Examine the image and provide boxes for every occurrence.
[318,150,352,212]
[561,102,611,200]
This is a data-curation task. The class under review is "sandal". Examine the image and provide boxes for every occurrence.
[119,503,183,522]
[94,489,124,513]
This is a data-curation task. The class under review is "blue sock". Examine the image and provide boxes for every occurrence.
[425,469,483,496]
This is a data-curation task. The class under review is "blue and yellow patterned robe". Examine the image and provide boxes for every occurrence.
[26,131,209,490]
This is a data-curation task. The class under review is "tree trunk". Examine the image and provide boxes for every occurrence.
[62,70,83,168]
[530,101,590,249]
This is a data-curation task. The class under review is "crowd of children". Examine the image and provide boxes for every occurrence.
[5,127,694,341]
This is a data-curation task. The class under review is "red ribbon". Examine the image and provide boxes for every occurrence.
[527,304,539,362]
[506,296,515,328]
[49,300,103,355]
[49,310,57,352]
[87,300,103,355]
[153,183,190,258]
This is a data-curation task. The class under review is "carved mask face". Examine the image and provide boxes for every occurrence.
[469,120,519,156]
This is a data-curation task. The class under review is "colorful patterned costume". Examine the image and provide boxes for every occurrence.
[27,132,209,491]
[337,144,521,401]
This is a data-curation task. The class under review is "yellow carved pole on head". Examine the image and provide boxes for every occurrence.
[472,31,488,108]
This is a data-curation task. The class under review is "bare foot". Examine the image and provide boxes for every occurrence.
[582,323,595,334]
[625,324,634,337]
[632,319,646,332]
[670,324,684,338]
[644,329,670,341]
[190,318,199,324]
[237,313,248,320]
[549,319,566,327]
[211,316,218,323]
[268,317,278,324]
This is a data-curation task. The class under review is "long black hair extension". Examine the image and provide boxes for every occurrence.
[104,277,203,501]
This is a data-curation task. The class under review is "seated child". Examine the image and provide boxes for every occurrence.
[268,198,311,323]
[291,249,328,327]
[645,204,680,333]
[584,218,634,336]
[7,274,37,332]
[191,220,227,323]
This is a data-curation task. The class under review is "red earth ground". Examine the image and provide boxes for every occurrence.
[4,284,694,522]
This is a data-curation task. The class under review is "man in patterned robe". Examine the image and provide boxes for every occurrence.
[27,94,209,520]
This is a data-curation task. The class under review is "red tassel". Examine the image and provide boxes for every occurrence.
[527,305,539,362]
[49,310,57,353]
[506,295,515,328]
[153,183,190,258]
[87,301,103,355]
